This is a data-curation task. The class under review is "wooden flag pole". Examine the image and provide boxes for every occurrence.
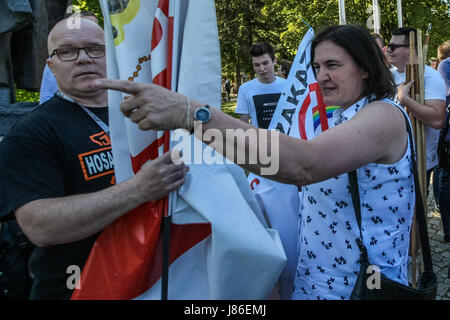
[405,65,416,132]
[416,29,427,276]
[417,29,427,204]
[413,63,425,193]
[416,29,429,205]
[408,30,428,288]
[423,24,432,64]
[408,31,418,288]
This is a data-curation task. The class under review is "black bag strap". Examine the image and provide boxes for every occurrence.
[0,212,15,223]
[348,110,433,273]
[348,170,368,262]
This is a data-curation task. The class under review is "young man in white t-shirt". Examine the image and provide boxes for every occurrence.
[235,42,287,129]
[387,27,446,183]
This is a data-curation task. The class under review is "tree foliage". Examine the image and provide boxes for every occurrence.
[217,0,449,86]
[49,0,450,89]
[72,0,104,27]
[15,88,39,102]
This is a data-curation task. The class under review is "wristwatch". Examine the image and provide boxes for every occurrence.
[193,104,211,124]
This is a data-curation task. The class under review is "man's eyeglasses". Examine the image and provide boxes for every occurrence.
[387,43,409,52]
[50,46,106,61]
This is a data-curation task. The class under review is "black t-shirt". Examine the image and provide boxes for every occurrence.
[0,95,114,299]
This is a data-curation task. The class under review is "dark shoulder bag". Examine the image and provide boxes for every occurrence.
[437,112,450,171]
[0,219,35,300]
[349,111,437,300]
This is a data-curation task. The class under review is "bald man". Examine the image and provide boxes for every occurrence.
[39,11,100,105]
[0,18,188,299]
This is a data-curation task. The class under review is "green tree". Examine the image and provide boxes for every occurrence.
[65,0,449,91]
[15,88,40,103]
[13,0,104,102]
[217,0,448,88]
[216,0,297,87]
[265,0,449,61]
[71,0,104,27]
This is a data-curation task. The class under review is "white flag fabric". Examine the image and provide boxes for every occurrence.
[137,162,286,299]
[72,0,285,300]
[247,174,300,300]
[247,28,338,299]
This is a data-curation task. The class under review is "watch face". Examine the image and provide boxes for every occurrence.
[196,108,210,122]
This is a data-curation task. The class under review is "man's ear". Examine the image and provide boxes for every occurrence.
[47,58,55,72]
[46,58,59,80]
[273,58,277,66]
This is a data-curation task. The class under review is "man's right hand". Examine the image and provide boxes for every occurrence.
[132,150,189,203]
[397,80,414,105]
[14,151,189,247]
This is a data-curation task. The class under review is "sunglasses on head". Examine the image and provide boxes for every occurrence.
[387,43,409,51]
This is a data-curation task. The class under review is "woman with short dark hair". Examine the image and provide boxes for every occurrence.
[313,25,396,100]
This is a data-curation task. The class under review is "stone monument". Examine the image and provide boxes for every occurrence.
[0,0,70,141]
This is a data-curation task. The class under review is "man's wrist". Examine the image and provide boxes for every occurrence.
[119,176,142,203]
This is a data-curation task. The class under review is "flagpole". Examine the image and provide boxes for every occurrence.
[373,0,380,34]
[397,0,403,28]
[338,0,346,25]
[162,135,173,301]
[159,0,178,301]
[161,131,171,301]
[408,30,428,288]
[423,24,432,64]
[161,206,171,300]
[416,29,427,279]
[301,18,313,31]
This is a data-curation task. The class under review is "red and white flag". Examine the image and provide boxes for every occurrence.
[71,0,286,300]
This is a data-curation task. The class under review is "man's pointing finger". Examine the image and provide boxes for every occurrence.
[90,78,144,95]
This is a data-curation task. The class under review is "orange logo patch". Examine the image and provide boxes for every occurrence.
[78,147,114,181]
[89,132,111,147]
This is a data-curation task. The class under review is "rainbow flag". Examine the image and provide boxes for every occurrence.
[313,105,339,131]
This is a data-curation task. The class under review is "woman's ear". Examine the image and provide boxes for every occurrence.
[362,70,369,79]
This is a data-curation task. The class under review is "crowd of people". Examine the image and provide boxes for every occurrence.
[0,9,448,300]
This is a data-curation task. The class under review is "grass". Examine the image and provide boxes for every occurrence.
[15,88,40,103]
[221,100,239,119]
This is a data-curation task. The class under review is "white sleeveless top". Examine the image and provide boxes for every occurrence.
[292,97,415,300]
